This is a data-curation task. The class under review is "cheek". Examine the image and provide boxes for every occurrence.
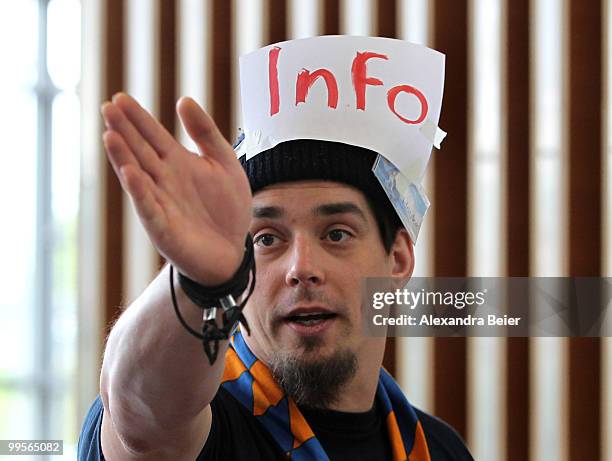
[332,268,363,310]
[365,253,393,277]
[333,257,388,315]
[245,264,280,318]
[253,263,280,298]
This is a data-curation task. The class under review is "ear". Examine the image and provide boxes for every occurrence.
[389,228,414,281]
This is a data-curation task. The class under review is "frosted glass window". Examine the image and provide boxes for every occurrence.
[0,0,81,458]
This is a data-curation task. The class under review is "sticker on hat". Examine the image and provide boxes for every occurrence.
[372,154,430,243]
[236,35,446,243]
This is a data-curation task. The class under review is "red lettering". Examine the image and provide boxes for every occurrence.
[387,85,428,124]
[268,47,429,124]
[351,51,388,110]
[269,46,281,116]
[295,69,339,108]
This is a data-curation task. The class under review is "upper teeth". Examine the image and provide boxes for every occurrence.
[295,312,325,317]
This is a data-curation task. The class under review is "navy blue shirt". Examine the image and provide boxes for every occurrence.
[78,387,473,460]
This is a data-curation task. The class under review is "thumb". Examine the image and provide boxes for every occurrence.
[176,97,236,165]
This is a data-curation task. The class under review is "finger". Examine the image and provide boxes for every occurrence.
[176,97,236,166]
[102,102,164,181]
[121,164,167,236]
[102,130,141,184]
[112,93,178,158]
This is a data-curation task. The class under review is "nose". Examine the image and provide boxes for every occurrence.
[284,234,325,288]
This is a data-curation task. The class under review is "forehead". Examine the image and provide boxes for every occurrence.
[252,180,372,219]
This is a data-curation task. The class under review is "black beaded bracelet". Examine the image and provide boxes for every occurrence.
[170,234,256,365]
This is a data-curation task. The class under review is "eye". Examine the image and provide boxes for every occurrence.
[325,229,353,243]
[254,233,280,247]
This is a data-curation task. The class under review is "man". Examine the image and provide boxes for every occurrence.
[78,37,473,460]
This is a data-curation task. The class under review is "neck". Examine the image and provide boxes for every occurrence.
[324,337,385,412]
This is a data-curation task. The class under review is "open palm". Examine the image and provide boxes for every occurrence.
[101,93,252,286]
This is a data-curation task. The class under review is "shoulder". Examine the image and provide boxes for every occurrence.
[78,390,285,461]
[414,408,474,461]
[79,395,212,461]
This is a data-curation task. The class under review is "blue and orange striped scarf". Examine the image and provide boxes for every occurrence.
[221,330,431,461]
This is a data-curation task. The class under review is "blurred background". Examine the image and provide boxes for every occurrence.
[0,0,610,460]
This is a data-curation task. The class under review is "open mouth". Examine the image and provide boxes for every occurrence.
[283,310,339,336]
[285,312,337,326]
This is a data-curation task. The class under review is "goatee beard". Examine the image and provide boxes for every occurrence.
[270,343,358,409]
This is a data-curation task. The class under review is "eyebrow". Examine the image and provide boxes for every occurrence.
[252,201,367,222]
[253,206,284,219]
[314,202,367,222]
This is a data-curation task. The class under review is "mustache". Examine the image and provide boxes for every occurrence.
[272,286,347,320]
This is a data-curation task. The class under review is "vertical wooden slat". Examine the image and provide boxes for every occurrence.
[568,339,601,459]
[568,7,603,272]
[159,0,177,136]
[157,0,177,268]
[103,0,124,332]
[506,6,530,276]
[212,0,233,140]
[433,2,468,277]
[268,0,287,43]
[323,0,340,35]
[506,337,530,460]
[432,0,469,439]
[376,0,397,38]
[567,0,603,459]
[505,0,531,459]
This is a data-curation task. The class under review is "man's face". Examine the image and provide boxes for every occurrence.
[242,180,409,380]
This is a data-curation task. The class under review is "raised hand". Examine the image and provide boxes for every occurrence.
[101,93,252,286]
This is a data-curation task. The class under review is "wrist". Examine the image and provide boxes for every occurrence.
[169,234,256,365]
[177,234,254,307]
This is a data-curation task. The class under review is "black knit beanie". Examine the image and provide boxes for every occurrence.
[238,139,403,251]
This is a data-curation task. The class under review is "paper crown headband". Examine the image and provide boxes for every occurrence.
[236,35,446,243]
